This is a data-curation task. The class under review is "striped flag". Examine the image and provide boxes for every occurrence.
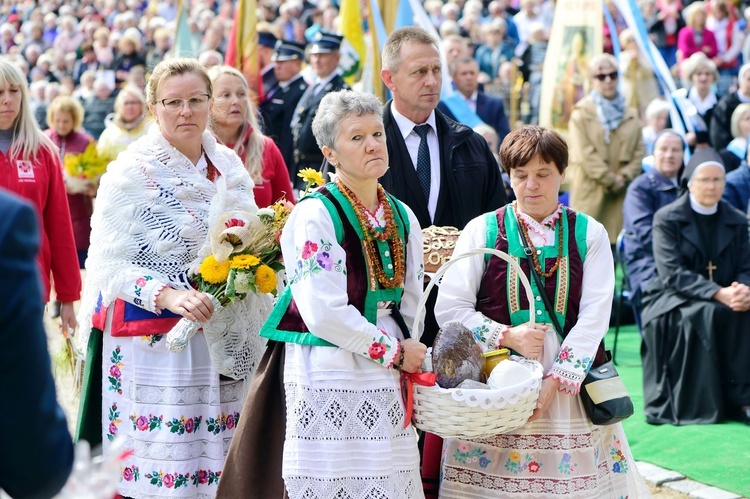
[339,0,365,86]
[224,0,262,102]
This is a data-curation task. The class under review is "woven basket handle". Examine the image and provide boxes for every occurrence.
[412,247,536,342]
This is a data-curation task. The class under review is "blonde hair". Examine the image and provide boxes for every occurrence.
[146,58,212,116]
[730,103,750,138]
[207,65,265,183]
[682,52,718,83]
[0,57,56,160]
[114,84,146,118]
[46,95,85,130]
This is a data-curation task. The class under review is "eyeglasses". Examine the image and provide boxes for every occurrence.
[157,94,211,113]
[692,177,725,184]
[594,71,618,81]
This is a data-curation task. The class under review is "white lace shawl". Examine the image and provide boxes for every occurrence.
[77,124,257,347]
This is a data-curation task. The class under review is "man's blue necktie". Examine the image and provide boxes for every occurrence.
[413,124,431,202]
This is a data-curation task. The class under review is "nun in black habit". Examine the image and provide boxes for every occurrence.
[641,148,750,425]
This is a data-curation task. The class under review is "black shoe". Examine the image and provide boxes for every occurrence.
[49,300,61,319]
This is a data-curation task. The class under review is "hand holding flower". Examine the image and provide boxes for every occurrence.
[157,287,216,322]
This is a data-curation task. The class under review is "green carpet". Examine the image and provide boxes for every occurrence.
[606,325,750,497]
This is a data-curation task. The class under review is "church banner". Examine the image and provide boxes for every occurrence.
[539,0,603,131]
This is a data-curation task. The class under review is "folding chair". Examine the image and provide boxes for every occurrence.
[612,229,640,365]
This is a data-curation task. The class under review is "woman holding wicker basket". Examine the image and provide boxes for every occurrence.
[433,125,649,497]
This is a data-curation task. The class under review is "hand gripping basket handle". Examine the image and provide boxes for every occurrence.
[411,247,536,342]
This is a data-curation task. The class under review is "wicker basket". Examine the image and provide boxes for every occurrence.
[409,247,543,439]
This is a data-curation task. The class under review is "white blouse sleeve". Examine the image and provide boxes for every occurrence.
[434,215,508,351]
[547,219,614,393]
[282,198,401,368]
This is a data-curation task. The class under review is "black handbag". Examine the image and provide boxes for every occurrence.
[578,351,634,425]
[517,222,634,425]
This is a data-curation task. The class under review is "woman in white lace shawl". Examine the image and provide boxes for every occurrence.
[76,58,258,499]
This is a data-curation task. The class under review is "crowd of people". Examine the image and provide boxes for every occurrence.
[2,0,750,497]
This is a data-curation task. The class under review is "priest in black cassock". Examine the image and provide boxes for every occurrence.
[641,149,750,426]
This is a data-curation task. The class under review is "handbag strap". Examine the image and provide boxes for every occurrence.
[516,222,566,341]
[516,217,608,367]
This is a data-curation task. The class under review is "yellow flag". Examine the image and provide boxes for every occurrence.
[339,0,366,85]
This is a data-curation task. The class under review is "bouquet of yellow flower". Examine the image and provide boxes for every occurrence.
[63,142,111,194]
[166,200,293,353]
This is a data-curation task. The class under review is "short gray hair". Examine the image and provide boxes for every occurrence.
[312,90,383,150]
[382,26,439,73]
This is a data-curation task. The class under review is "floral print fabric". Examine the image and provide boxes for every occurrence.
[101,327,244,498]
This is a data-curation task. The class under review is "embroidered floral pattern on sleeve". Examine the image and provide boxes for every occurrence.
[108,347,124,395]
[107,403,121,442]
[548,343,593,393]
[471,321,491,343]
[133,275,153,307]
[290,240,346,284]
[365,334,398,367]
[504,452,542,474]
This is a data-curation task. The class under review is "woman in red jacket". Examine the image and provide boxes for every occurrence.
[44,95,95,269]
[0,58,81,333]
[208,65,296,207]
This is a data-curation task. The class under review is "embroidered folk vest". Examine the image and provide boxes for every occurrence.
[260,183,410,346]
[477,205,589,335]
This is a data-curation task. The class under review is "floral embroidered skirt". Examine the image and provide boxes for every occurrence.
[101,329,243,499]
[282,340,424,499]
[439,334,650,499]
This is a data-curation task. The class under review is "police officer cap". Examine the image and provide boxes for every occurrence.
[259,31,278,49]
[309,32,343,54]
[272,40,307,62]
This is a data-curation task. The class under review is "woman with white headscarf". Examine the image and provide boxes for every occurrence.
[642,149,750,426]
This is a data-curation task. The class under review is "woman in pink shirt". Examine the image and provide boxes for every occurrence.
[677,1,718,67]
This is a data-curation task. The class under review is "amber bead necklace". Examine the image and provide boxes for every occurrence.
[516,206,564,279]
[336,179,405,289]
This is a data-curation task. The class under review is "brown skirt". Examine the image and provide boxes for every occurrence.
[217,341,288,498]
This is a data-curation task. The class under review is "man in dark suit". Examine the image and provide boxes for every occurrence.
[260,39,309,175]
[438,57,511,145]
[380,27,507,353]
[290,31,349,191]
[380,27,507,232]
[259,31,279,99]
[0,188,73,498]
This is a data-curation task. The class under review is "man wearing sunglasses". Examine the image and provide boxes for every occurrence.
[568,53,645,249]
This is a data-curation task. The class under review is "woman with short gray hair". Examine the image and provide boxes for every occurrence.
[311,89,383,150]
[241,89,428,498]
